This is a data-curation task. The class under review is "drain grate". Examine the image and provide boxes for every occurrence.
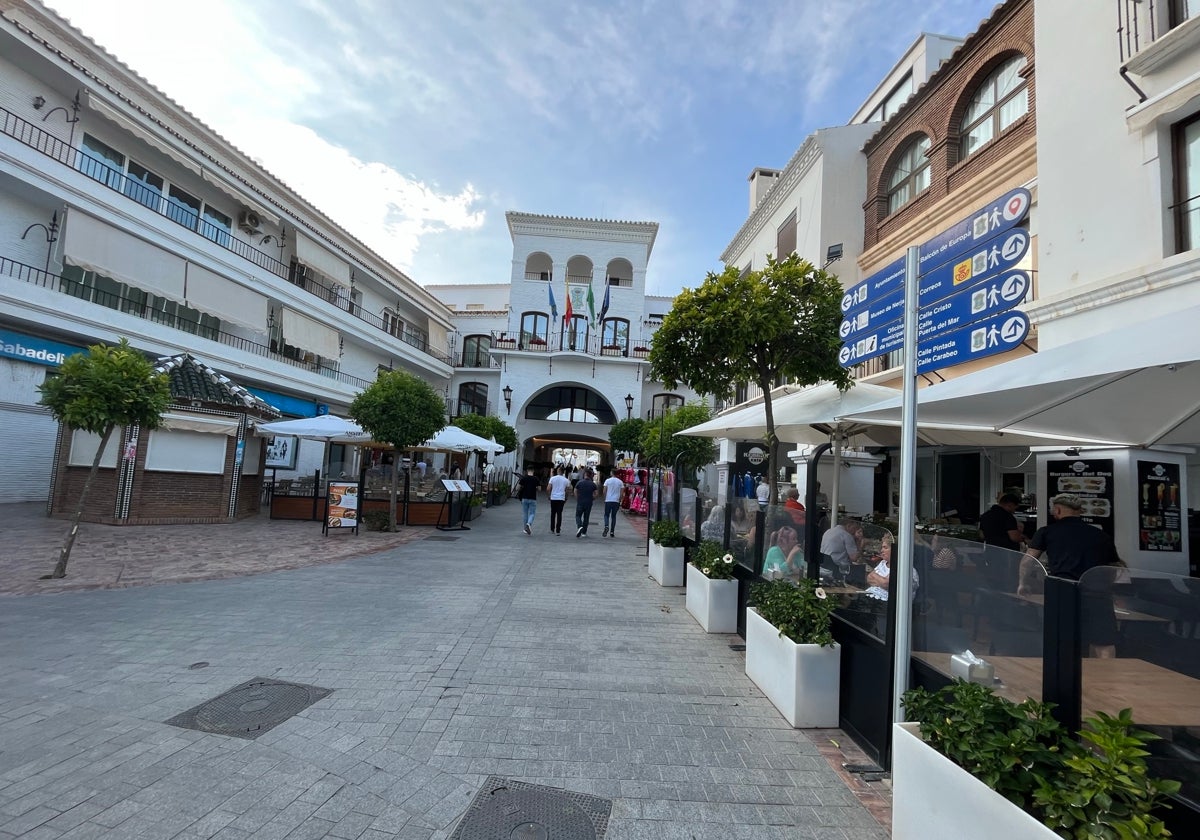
[164,677,331,740]
[424,535,461,542]
[450,776,610,840]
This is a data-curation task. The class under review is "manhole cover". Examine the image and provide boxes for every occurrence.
[424,536,461,541]
[164,678,331,740]
[450,777,610,840]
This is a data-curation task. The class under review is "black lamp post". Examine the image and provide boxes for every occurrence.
[502,385,513,414]
[624,393,634,420]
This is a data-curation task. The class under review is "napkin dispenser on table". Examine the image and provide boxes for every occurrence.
[950,650,994,685]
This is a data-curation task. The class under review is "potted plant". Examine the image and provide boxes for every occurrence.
[686,540,738,633]
[895,682,1180,839]
[601,343,623,356]
[488,480,510,507]
[494,334,517,349]
[632,345,650,358]
[526,336,547,351]
[648,519,685,586]
[745,578,839,728]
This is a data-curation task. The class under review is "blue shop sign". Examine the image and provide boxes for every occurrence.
[0,329,85,367]
[247,387,319,418]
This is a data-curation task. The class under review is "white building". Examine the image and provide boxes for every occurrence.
[429,212,702,471]
[0,1,455,502]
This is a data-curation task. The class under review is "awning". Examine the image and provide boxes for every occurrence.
[281,307,340,359]
[84,89,203,178]
[294,231,351,287]
[184,263,269,332]
[160,411,241,435]
[63,211,186,303]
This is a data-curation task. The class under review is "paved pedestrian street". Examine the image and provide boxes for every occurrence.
[0,505,889,839]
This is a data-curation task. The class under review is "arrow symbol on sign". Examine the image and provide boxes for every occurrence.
[1001,316,1025,343]
[1000,273,1026,301]
[1001,231,1026,261]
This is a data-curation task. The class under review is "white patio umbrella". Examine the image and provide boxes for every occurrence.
[422,425,506,453]
[839,304,1200,447]
[254,413,373,444]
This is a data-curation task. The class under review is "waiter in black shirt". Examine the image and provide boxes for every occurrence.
[978,493,1024,590]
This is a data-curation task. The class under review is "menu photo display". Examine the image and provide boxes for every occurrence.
[1046,459,1115,536]
[1137,460,1182,553]
[325,481,360,534]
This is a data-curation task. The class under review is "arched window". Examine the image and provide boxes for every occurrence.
[566,255,593,285]
[457,382,488,417]
[650,393,684,419]
[606,258,633,287]
[519,311,548,347]
[460,334,491,367]
[525,386,616,424]
[561,315,589,351]
[887,135,932,213]
[601,318,630,352]
[960,55,1028,160]
[524,252,552,282]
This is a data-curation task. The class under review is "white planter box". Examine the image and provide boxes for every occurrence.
[744,607,839,728]
[892,722,1058,839]
[648,540,685,587]
[685,564,738,633]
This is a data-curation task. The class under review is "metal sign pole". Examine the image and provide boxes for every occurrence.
[892,245,921,724]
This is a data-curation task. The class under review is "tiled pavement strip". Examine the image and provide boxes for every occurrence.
[0,502,890,839]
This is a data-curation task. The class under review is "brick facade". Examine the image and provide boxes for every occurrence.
[862,0,1035,251]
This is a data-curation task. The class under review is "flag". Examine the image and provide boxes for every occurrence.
[563,279,573,324]
[586,281,596,325]
[547,282,558,321]
[598,282,611,323]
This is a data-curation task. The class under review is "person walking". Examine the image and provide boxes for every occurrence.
[756,475,771,511]
[546,467,571,535]
[574,468,598,537]
[601,469,623,538]
[516,467,540,535]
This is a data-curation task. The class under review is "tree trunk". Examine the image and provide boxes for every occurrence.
[762,386,778,506]
[388,449,399,532]
[50,423,115,579]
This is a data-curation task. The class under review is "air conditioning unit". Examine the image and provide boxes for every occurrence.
[238,210,262,234]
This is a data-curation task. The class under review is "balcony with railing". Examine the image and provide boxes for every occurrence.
[0,105,450,366]
[1119,0,1200,65]
[1,254,374,390]
[488,329,653,359]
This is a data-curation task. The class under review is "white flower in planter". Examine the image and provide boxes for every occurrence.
[815,587,827,600]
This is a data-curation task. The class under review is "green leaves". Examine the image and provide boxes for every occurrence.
[639,404,715,469]
[451,413,517,452]
[349,370,446,450]
[37,338,170,433]
[749,578,837,647]
[690,540,736,580]
[649,519,684,547]
[903,684,1179,838]
[608,418,647,456]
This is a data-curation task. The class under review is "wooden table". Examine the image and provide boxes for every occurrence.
[1002,591,1169,624]
[913,652,1200,726]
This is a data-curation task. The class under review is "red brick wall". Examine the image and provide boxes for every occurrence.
[863,0,1035,250]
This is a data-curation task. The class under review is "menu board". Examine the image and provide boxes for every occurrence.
[1137,460,1182,552]
[325,481,359,534]
[1046,459,1114,536]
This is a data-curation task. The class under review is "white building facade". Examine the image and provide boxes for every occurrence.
[429,213,702,470]
[0,1,455,502]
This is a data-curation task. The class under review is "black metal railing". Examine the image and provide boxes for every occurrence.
[0,105,451,366]
[1116,0,1198,62]
[1,255,374,389]
[489,329,653,359]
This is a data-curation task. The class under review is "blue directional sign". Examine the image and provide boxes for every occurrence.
[918,229,1030,307]
[916,311,1030,374]
[917,271,1029,342]
[841,186,1031,315]
[839,285,905,341]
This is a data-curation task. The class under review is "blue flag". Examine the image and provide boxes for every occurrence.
[598,282,610,323]
[547,282,558,321]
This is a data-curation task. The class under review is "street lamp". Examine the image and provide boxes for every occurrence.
[624,393,634,420]
[502,385,513,413]
[823,243,844,269]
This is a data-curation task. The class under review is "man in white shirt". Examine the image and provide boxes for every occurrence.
[756,476,771,511]
[546,468,571,535]
[601,470,624,538]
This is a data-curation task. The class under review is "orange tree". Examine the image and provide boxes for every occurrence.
[648,254,848,504]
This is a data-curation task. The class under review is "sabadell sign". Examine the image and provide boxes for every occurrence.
[0,329,83,367]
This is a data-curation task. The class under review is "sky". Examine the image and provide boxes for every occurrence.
[43,0,1000,297]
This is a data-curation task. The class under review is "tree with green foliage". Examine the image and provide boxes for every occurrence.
[451,413,518,453]
[640,403,716,476]
[38,339,171,579]
[350,370,446,531]
[608,417,646,462]
[649,254,849,504]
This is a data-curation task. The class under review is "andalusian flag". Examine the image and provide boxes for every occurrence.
[547,282,558,321]
[586,281,596,324]
[563,278,573,324]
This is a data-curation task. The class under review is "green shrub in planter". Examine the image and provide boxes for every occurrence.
[361,510,392,531]
[649,519,683,547]
[903,682,1180,838]
[748,578,836,647]
[691,539,736,580]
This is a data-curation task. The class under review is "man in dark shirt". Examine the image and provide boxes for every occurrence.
[574,468,598,537]
[516,468,541,535]
[979,493,1024,590]
[1020,492,1122,657]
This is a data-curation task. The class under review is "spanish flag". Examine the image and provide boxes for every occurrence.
[563,279,573,324]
